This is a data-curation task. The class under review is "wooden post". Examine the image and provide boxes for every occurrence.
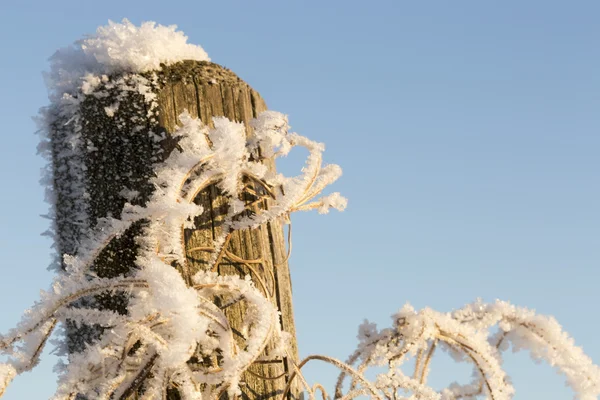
[51,61,299,399]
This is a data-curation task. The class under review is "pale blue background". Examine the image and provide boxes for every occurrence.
[1,1,599,398]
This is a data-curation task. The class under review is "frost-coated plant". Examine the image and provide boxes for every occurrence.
[1,107,346,399]
[1,19,599,400]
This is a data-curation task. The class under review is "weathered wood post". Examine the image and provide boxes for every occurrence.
[49,60,299,399]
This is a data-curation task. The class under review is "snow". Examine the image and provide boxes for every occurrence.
[46,19,209,99]
[8,92,347,396]
[330,300,600,400]
[0,364,16,397]
[4,18,597,400]
[103,102,119,117]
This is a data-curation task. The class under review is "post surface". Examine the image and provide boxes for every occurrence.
[52,61,299,399]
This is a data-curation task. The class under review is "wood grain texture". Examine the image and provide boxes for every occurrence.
[158,61,299,400]
[59,61,300,399]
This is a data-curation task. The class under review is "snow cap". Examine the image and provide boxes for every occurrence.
[46,19,210,98]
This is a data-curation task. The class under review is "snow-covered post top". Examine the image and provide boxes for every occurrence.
[34,19,345,399]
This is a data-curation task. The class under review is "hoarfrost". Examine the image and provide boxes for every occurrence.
[103,102,119,117]
[46,19,209,99]
[7,97,346,397]
[328,301,600,400]
[10,18,598,400]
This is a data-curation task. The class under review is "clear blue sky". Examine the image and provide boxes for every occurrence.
[1,1,599,398]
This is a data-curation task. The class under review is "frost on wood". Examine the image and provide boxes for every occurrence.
[21,107,600,400]
[38,18,209,274]
[4,105,346,398]
[45,19,209,100]
[7,19,599,400]
[29,18,347,398]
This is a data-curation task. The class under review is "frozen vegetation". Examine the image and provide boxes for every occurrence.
[0,19,598,400]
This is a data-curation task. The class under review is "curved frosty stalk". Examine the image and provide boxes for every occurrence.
[329,302,600,400]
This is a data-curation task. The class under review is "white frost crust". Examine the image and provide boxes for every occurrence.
[23,21,600,397]
[26,19,348,396]
[0,364,16,397]
[46,19,209,99]
[4,106,345,397]
[341,300,600,400]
